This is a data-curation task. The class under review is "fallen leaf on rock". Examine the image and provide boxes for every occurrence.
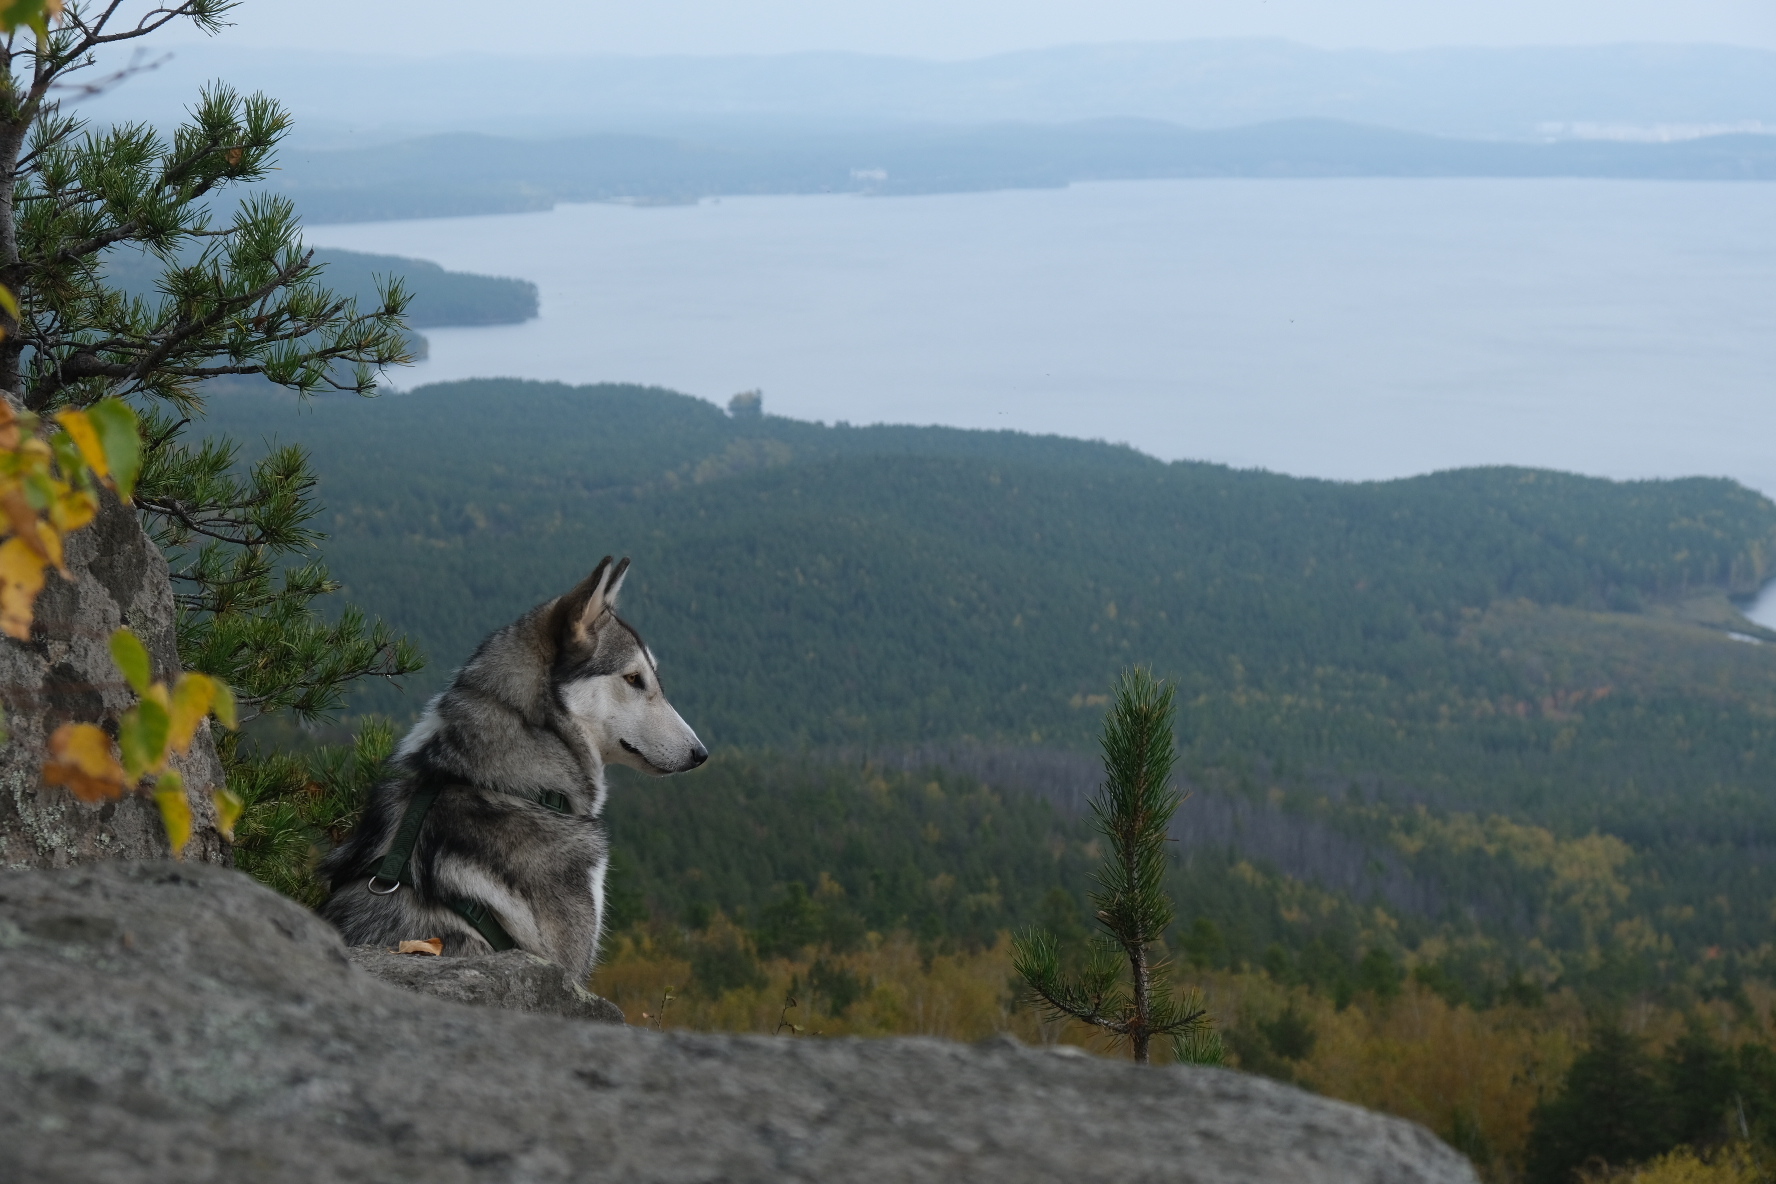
[397,939,443,956]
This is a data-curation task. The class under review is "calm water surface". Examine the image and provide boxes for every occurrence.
[309,178,1776,496]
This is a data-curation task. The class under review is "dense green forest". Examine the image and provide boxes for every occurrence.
[102,246,536,351]
[301,249,538,328]
[203,378,1776,998]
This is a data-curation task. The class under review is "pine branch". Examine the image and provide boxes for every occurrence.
[7,84,411,412]
[1011,668,1209,1064]
[0,1,420,884]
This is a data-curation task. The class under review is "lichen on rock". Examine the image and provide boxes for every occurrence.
[0,496,227,869]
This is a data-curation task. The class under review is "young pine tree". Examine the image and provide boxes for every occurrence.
[0,3,421,879]
[1012,667,1217,1065]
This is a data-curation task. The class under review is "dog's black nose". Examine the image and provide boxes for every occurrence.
[688,744,709,768]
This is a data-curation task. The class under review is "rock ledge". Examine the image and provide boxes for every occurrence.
[0,861,1479,1184]
[347,944,626,1022]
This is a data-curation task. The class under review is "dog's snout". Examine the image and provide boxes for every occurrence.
[688,744,709,768]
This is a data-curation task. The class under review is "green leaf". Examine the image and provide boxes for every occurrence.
[0,0,60,41]
[48,429,85,483]
[209,678,237,730]
[109,628,153,696]
[212,786,243,841]
[85,399,141,502]
[118,698,170,781]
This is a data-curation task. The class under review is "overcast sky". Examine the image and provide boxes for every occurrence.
[168,0,1776,58]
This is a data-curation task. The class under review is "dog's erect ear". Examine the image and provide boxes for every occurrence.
[602,557,631,609]
[556,555,631,645]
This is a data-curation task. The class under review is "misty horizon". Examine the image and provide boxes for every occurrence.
[74,37,1776,147]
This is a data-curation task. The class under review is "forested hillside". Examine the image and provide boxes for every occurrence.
[304,249,538,328]
[204,377,1776,1175]
[101,245,537,349]
[202,377,1776,747]
[202,378,1776,979]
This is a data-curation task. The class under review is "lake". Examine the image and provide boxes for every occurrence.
[308,178,1776,498]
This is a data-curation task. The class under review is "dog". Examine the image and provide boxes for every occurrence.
[318,556,707,981]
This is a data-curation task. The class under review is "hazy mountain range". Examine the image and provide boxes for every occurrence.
[77,40,1776,144]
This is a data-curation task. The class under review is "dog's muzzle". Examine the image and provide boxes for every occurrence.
[621,738,708,771]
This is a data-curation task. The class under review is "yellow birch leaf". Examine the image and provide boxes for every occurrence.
[0,401,20,450]
[0,532,44,582]
[397,939,444,956]
[34,518,64,576]
[212,787,243,841]
[109,628,154,696]
[0,486,46,559]
[210,679,238,730]
[0,535,46,639]
[48,486,96,533]
[167,671,215,752]
[154,771,191,858]
[43,722,129,802]
[53,409,107,480]
[0,282,17,320]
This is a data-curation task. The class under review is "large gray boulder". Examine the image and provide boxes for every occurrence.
[0,496,227,868]
[0,861,1480,1184]
[346,944,627,1023]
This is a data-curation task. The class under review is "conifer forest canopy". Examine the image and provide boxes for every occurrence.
[204,378,1776,1002]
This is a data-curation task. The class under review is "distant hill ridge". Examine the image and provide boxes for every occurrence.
[199,377,1776,748]
[77,39,1776,141]
[272,119,1776,224]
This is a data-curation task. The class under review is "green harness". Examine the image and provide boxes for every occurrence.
[365,785,575,953]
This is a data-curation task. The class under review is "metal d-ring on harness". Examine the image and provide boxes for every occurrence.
[364,784,576,953]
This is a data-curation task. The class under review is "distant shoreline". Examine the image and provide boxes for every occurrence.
[275,119,1776,226]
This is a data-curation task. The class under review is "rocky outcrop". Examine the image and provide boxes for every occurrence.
[0,496,226,868]
[347,944,627,1022]
[0,860,1480,1184]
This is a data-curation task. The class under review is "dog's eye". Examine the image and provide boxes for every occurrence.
[624,672,645,690]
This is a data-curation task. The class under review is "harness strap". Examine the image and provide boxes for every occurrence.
[368,782,443,892]
[364,781,571,954]
[531,788,572,814]
[448,897,518,951]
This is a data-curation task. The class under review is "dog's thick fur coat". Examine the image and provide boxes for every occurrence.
[319,558,706,980]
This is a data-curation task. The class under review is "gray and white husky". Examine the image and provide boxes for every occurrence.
[318,556,706,980]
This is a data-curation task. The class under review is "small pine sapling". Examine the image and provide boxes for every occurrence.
[1013,667,1216,1064]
